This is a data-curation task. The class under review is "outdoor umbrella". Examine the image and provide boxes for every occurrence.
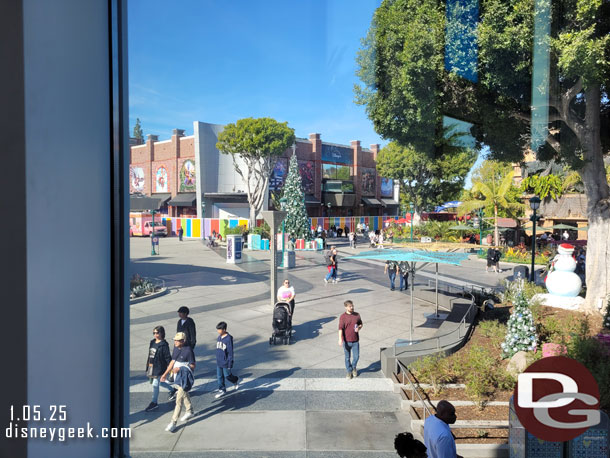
[449,224,474,231]
[344,249,469,342]
[549,223,581,230]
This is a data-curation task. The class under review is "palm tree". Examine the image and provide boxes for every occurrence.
[458,171,525,246]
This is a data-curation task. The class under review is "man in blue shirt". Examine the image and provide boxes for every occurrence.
[215,321,239,398]
[424,400,462,458]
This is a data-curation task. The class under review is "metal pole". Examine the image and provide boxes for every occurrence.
[151,210,156,255]
[281,220,285,268]
[479,209,483,246]
[530,210,537,282]
[410,211,414,242]
[435,263,439,318]
[410,262,414,341]
[270,220,278,306]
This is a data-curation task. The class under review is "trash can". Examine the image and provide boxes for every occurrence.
[283,250,296,268]
[226,235,243,264]
[513,265,529,280]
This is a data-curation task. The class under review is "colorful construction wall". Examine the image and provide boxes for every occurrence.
[159,216,391,239]
[308,216,388,232]
[161,217,249,239]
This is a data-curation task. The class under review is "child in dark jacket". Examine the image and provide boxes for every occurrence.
[215,321,239,398]
[177,306,197,352]
[145,326,173,412]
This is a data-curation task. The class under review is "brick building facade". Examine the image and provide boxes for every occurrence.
[129,121,399,219]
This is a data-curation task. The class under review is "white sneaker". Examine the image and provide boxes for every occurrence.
[233,381,239,391]
[324,278,328,284]
[180,411,194,422]
[165,422,176,432]
[214,390,226,399]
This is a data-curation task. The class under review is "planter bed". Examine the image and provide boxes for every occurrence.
[454,429,508,444]
[413,405,508,422]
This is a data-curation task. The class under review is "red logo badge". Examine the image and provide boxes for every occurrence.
[514,356,600,441]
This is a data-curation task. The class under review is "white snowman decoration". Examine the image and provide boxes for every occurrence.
[545,243,582,297]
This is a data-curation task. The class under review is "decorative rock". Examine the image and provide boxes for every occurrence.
[506,351,529,378]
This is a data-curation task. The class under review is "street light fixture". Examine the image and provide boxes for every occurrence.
[409,203,415,242]
[529,196,541,282]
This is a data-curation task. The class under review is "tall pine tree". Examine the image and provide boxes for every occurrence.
[281,154,312,240]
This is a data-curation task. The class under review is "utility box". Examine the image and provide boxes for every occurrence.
[226,235,242,264]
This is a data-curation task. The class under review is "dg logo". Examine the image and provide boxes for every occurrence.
[514,356,600,441]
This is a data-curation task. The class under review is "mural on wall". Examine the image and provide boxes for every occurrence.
[130,166,144,193]
[298,160,315,194]
[361,168,376,196]
[155,166,168,193]
[381,178,394,197]
[179,160,196,192]
[269,158,288,191]
[321,144,353,164]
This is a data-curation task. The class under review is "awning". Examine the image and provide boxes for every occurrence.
[381,198,399,206]
[305,195,321,205]
[362,197,383,207]
[153,193,171,205]
[323,193,357,207]
[130,195,161,211]
[167,193,196,207]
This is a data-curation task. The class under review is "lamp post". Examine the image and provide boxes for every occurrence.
[280,197,287,267]
[477,207,484,246]
[150,209,157,256]
[409,203,415,242]
[529,196,541,282]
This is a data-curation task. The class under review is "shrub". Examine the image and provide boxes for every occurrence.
[410,354,451,395]
[478,320,507,345]
[501,279,546,304]
[568,335,610,411]
[250,222,271,240]
[225,226,245,235]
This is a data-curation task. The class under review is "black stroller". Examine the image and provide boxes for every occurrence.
[269,301,292,345]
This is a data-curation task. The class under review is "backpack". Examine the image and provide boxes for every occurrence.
[324,250,332,266]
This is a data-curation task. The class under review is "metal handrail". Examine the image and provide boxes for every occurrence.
[397,360,433,419]
[394,291,476,356]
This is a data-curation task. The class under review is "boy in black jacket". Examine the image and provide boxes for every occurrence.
[215,321,239,398]
[145,325,172,412]
[177,306,197,352]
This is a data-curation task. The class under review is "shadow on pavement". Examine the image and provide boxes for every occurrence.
[292,316,335,342]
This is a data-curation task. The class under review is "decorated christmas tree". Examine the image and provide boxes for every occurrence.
[604,297,610,330]
[281,154,312,240]
[501,282,538,359]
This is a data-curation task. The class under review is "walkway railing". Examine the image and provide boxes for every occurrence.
[394,291,476,357]
[396,360,432,419]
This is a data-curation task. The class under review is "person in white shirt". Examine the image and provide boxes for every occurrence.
[424,400,462,458]
[277,279,296,316]
[563,230,569,240]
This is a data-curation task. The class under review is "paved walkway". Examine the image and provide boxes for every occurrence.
[129,237,512,457]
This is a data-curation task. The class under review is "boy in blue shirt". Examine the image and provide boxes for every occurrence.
[215,321,239,398]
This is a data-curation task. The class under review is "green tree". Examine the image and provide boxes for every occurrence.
[459,170,525,246]
[133,118,144,144]
[216,118,295,226]
[356,0,610,311]
[377,141,476,218]
[281,154,311,240]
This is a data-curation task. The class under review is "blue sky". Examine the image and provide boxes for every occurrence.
[129,0,384,147]
[128,0,482,186]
